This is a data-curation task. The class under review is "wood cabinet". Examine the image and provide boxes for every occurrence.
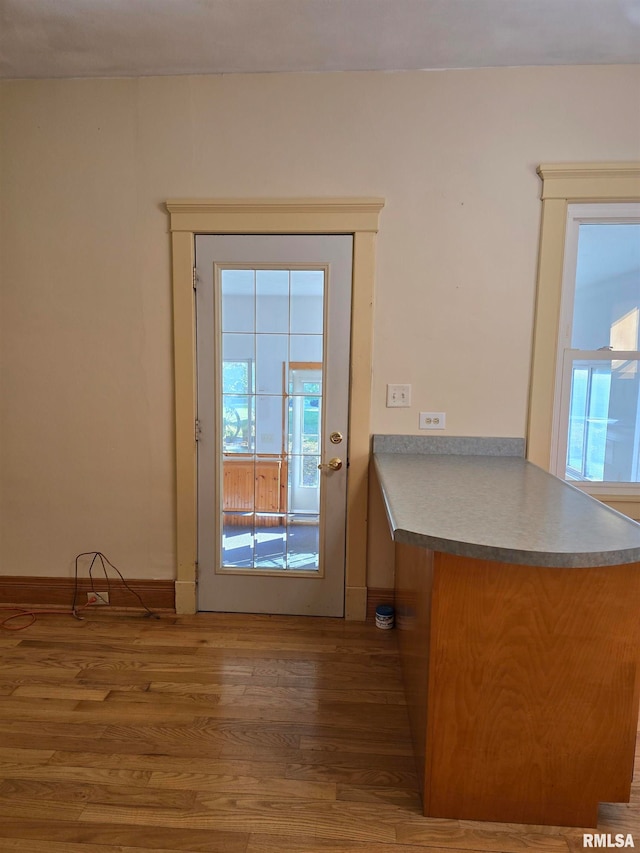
[395,541,640,827]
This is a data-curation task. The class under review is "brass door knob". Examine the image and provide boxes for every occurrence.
[317,457,343,471]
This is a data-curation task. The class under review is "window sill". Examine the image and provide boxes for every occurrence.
[566,481,640,521]
[568,481,640,499]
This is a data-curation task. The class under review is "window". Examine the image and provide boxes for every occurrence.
[553,208,640,489]
[528,164,640,504]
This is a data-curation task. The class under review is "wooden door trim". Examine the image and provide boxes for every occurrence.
[166,198,385,618]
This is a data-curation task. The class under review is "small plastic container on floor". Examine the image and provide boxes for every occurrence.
[375,604,394,629]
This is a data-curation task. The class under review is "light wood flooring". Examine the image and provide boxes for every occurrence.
[0,609,637,852]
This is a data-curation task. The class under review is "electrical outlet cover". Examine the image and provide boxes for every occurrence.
[419,411,446,430]
[87,591,109,605]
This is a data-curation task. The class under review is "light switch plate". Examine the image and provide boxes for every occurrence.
[386,384,411,407]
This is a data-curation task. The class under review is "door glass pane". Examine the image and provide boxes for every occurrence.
[286,513,320,570]
[290,334,323,363]
[220,268,325,572]
[222,333,255,365]
[255,395,282,454]
[257,270,289,333]
[255,516,286,570]
[291,270,324,334]
[222,357,253,453]
[221,270,255,333]
[256,335,288,394]
[222,513,255,568]
[222,394,253,453]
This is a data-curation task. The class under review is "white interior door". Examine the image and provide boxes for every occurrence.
[195,235,353,616]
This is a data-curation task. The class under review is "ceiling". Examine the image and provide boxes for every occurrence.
[1,0,639,80]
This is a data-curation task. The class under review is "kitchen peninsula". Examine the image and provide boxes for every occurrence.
[373,436,640,827]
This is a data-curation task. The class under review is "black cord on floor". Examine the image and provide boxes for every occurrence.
[73,551,160,619]
[1,552,160,631]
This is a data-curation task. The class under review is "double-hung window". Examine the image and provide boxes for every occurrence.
[528,163,640,512]
[553,205,640,491]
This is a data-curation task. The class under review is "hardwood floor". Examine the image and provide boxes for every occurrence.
[0,609,637,852]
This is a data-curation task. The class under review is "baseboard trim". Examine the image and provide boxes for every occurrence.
[0,577,392,620]
[366,587,395,620]
[0,576,175,611]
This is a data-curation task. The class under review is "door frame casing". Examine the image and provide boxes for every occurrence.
[166,198,385,618]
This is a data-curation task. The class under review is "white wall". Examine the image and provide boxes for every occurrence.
[1,66,639,579]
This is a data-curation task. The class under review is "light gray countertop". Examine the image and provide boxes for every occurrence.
[374,450,640,568]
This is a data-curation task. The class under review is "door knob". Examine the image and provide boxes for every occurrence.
[318,457,343,471]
